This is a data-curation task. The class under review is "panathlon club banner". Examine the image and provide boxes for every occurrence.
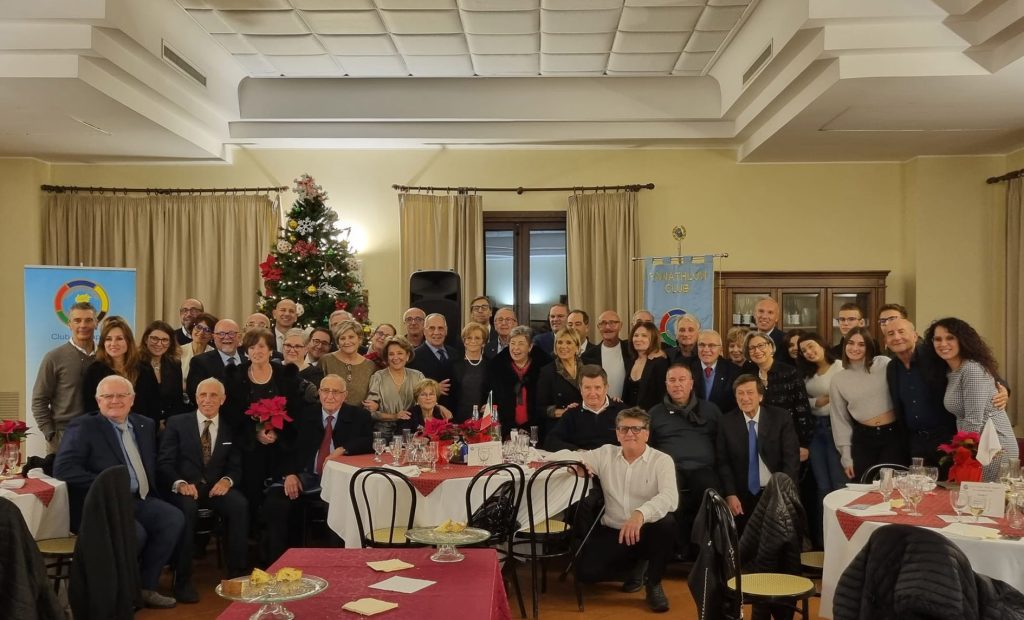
[643,255,714,347]
[24,266,136,457]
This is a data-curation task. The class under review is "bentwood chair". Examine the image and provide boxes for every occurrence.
[348,467,418,548]
[465,463,526,618]
[510,460,590,619]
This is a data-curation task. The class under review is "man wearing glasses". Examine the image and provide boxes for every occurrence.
[186,319,246,405]
[262,374,373,562]
[575,407,678,613]
[830,303,865,358]
[401,307,426,348]
[55,375,185,609]
[582,310,631,400]
[305,327,333,366]
[176,298,204,346]
[484,307,518,359]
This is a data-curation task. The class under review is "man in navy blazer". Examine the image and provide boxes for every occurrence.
[531,303,569,356]
[158,378,248,599]
[185,318,247,404]
[407,313,459,410]
[694,330,739,414]
[54,375,184,609]
[715,374,799,533]
[262,373,374,562]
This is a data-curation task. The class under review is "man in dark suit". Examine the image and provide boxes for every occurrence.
[484,307,517,359]
[157,378,248,599]
[531,303,569,356]
[716,374,799,532]
[186,318,246,405]
[695,330,739,414]
[582,310,633,400]
[54,375,184,609]
[262,373,374,562]
[668,315,700,367]
[407,313,458,410]
[566,309,593,354]
[176,298,204,346]
[754,298,790,365]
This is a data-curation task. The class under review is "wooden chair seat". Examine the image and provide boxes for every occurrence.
[518,519,568,535]
[728,573,817,599]
[800,551,824,570]
[368,526,409,545]
[37,536,76,556]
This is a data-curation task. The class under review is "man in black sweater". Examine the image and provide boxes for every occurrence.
[544,365,622,451]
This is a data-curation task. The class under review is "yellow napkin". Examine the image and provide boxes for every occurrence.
[366,559,415,573]
[342,598,398,616]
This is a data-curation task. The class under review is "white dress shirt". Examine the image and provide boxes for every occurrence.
[601,344,626,399]
[581,444,678,529]
[745,408,772,488]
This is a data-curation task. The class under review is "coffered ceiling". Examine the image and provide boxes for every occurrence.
[2,0,1024,163]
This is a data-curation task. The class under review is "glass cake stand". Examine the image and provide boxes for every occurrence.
[405,526,491,562]
[216,575,328,620]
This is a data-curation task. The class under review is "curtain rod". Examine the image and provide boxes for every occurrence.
[986,168,1024,184]
[41,184,287,194]
[392,183,655,194]
[630,253,729,261]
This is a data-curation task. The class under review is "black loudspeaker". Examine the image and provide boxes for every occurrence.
[409,270,462,347]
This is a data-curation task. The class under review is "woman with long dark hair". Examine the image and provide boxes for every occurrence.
[796,333,846,501]
[82,316,140,412]
[742,331,815,454]
[622,320,669,410]
[924,317,1018,481]
[828,327,905,480]
[134,320,186,424]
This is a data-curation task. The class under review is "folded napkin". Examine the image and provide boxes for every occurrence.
[367,559,414,573]
[1,478,26,490]
[26,469,53,480]
[540,449,579,463]
[839,503,896,517]
[342,598,398,616]
[941,522,1000,539]
[977,419,1002,466]
[369,576,436,594]
[845,482,879,492]
[937,514,997,524]
[383,464,421,477]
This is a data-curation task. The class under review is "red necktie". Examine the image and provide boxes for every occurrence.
[704,366,713,379]
[315,414,334,475]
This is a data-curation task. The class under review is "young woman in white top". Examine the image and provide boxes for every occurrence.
[796,333,846,501]
[829,327,907,480]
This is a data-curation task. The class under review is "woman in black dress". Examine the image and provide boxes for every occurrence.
[536,327,583,432]
[451,322,489,422]
[134,320,186,425]
[622,320,669,411]
[82,316,140,412]
[488,326,550,438]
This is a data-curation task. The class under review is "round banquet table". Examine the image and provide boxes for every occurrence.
[0,473,69,540]
[320,453,584,548]
[820,486,1024,618]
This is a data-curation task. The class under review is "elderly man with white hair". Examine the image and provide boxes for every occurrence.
[55,374,185,609]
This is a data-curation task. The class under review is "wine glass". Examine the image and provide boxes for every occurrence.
[421,443,437,473]
[878,468,895,504]
[529,426,539,450]
[3,444,20,477]
[905,477,925,516]
[949,489,967,522]
[438,442,451,470]
[891,472,909,511]
[390,437,405,466]
[968,495,986,523]
[372,437,386,463]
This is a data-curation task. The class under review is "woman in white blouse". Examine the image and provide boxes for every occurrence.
[796,333,846,502]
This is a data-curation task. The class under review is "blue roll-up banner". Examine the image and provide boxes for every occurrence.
[643,255,715,347]
[24,266,136,457]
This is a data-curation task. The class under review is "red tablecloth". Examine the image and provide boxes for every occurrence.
[7,477,56,507]
[329,453,485,496]
[836,488,1023,539]
[217,548,512,620]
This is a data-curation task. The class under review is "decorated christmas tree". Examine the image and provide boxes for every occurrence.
[257,174,369,330]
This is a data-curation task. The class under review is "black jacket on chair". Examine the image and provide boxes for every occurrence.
[157,411,243,491]
[69,465,141,620]
[834,524,1024,620]
[688,489,742,620]
[738,472,805,574]
[0,498,63,620]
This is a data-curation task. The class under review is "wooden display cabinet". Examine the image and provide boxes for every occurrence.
[715,271,889,343]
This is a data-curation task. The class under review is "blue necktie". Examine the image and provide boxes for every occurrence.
[747,420,760,496]
[437,348,447,362]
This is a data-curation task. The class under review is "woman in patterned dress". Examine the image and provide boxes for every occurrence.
[924,317,1018,482]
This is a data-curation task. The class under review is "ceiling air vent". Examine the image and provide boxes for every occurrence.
[162,40,207,88]
[742,41,772,86]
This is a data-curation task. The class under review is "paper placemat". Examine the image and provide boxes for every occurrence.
[941,522,1001,539]
[342,597,398,616]
[936,514,997,524]
[369,576,436,594]
[367,559,415,573]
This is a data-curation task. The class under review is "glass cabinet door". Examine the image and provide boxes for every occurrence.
[780,292,820,332]
[831,291,871,344]
[730,292,770,328]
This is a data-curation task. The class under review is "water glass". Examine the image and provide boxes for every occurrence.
[905,477,925,516]
[421,443,437,473]
[909,457,925,477]
[968,494,986,523]
[878,468,895,502]
[922,467,939,492]
[390,437,405,466]
[949,488,967,522]
[529,426,539,449]
[372,437,386,463]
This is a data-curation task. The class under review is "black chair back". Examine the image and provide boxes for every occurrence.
[860,463,908,484]
[523,460,590,539]
[465,462,524,545]
[348,467,417,547]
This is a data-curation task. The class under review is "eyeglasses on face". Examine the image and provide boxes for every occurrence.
[214,331,239,338]
[309,338,332,348]
[404,317,425,324]
[180,307,201,314]
[319,388,347,396]
[615,425,647,435]
[97,393,132,401]
[193,326,212,334]
[470,304,490,312]
[283,343,306,351]
[747,342,770,353]
[147,336,171,345]
[597,320,621,327]
[697,343,721,349]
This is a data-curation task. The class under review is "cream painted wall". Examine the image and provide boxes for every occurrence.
[50,148,908,329]
[0,158,50,419]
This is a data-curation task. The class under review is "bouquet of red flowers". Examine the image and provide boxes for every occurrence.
[0,420,28,442]
[244,396,292,431]
[938,430,981,466]
[420,417,492,443]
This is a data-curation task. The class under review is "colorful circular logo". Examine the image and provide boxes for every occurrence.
[658,308,689,347]
[53,279,109,324]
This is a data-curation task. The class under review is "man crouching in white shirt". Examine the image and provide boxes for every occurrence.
[575,407,678,613]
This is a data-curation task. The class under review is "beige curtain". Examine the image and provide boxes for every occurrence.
[566,191,642,343]
[1006,178,1023,429]
[398,193,484,321]
[44,192,279,327]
